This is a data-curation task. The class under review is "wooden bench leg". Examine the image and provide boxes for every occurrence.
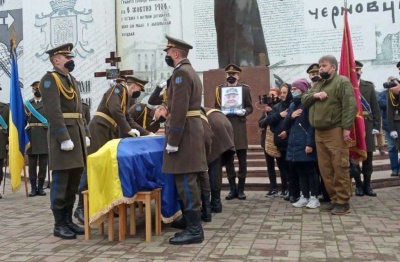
[155,191,161,236]
[130,203,136,235]
[118,204,126,241]
[83,191,90,240]
[108,210,114,241]
[145,195,151,242]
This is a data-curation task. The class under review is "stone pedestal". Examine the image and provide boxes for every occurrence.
[203,66,270,145]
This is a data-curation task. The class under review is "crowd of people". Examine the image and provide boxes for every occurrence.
[0,37,400,245]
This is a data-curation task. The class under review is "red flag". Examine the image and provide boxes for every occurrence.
[338,7,367,163]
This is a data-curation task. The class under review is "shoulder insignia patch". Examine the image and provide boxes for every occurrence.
[44,81,51,88]
[114,88,120,94]
[136,105,142,111]
[175,76,182,85]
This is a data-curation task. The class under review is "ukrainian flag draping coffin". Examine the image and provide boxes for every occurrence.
[87,135,181,225]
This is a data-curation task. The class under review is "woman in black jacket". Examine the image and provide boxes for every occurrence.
[265,83,297,201]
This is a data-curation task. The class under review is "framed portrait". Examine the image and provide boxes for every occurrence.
[221,86,243,113]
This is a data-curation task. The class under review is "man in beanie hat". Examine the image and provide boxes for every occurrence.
[24,81,49,197]
[0,86,9,200]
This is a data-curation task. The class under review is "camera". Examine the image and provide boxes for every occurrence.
[259,94,278,106]
[383,78,400,89]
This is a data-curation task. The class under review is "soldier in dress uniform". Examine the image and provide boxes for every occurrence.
[128,103,168,133]
[24,81,49,197]
[0,86,9,200]
[307,63,321,86]
[38,43,87,239]
[214,64,253,200]
[127,76,146,108]
[354,61,381,197]
[73,101,91,224]
[162,35,207,245]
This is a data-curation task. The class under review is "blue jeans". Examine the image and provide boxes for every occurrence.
[385,130,399,173]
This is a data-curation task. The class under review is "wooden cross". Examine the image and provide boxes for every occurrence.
[94,51,133,79]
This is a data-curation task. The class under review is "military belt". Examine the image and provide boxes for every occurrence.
[94,112,117,127]
[62,113,82,119]
[28,123,46,127]
[186,110,201,117]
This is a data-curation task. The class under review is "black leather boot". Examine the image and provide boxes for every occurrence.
[169,210,204,245]
[37,178,47,196]
[353,166,364,196]
[225,178,237,200]
[171,216,187,230]
[237,178,246,200]
[65,205,84,235]
[28,179,37,197]
[201,194,212,222]
[52,209,76,239]
[74,194,84,225]
[363,174,377,197]
[210,189,222,213]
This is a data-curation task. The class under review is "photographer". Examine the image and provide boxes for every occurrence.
[258,87,281,197]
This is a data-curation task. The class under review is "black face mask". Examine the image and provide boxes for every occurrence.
[165,55,174,67]
[311,76,321,83]
[131,91,141,99]
[158,115,167,123]
[64,60,75,72]
[227,76,237,84]
[34,91,41,98]
[357,73,361,80]
[320,72,331,80]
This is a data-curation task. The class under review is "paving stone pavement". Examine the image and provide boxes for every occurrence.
[1,179,400,262]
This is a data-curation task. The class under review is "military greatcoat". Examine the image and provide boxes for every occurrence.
[162,59,207,174]
[359,79,381,152]
[214,82,253,150]
[39,67,88,170]
[0,102,9,159]
[25,99,48,155]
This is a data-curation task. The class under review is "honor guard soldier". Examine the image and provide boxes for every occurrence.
[354,61,381,197]
[127,76,146,108]
[0,86,9,199]
[214,64,253,200]
[24,81,49,197]
[307,63,321,86]
[73,101,91,224]
[39,43,88,239]
[162,35,207,245]
[128,102,168,133]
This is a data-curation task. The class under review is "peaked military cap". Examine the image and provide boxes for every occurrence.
[397,61,400,69]
[31,81,40,90]
[164,35,193,52]
[46,43,74,58]
[225,87,239,96]
[355,60,363,69]
[126,76,148,91]
[306,63,319,74]
[225,64,242,73]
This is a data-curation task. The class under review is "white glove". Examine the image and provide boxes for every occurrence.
[147,132,156,136]
[390,131,398,139]
[159,81,167,89]
[85,136,90,147]
[128,129,141,137]
[61,139,74,151]
[372,129,379,135]
[166,143,178,154]
[236,109,246,116]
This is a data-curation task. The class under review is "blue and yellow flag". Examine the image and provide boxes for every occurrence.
[9,39,29,192]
